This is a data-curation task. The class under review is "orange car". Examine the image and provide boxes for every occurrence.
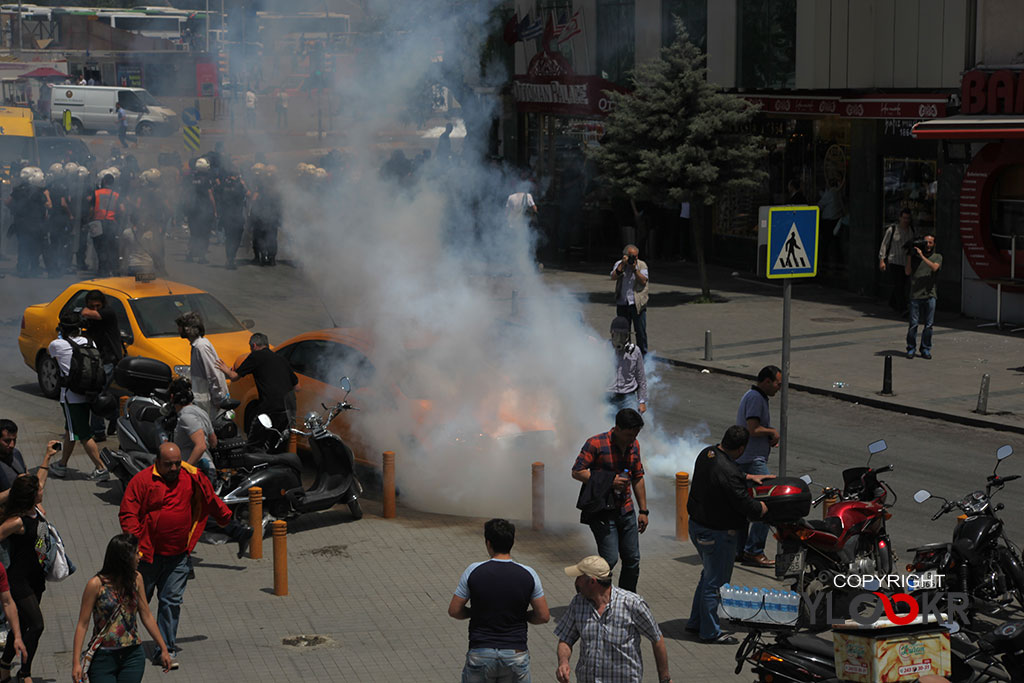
[226,327,556,468]
[19,277,256,398]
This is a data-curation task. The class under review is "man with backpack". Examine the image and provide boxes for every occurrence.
[46,312,109,481]
[81,290,124,442]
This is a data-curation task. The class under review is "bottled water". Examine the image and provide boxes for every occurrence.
[718,584,736,620]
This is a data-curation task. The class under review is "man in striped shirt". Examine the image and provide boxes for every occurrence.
[878,209,916,313]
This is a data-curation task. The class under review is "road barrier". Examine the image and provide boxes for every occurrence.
[704,330,713,361]
[675,472,689,541]
[382,451,396,518]
[248,487,263,559]
[273,520,288,596]
[532,462,544,531]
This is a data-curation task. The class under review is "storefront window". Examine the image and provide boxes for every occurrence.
[597,0,635,86]
[737,0,796,89]
[662,0,706,52]
[882,159,936,233]
[990,164,1024,255]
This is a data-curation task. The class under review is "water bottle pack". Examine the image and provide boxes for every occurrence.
[718,584,800,625]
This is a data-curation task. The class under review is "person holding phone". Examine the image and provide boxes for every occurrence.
[611,244,649,355]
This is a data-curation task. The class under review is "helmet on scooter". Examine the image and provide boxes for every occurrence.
[90,391,119,421]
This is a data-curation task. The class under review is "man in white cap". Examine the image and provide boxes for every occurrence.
[554,555,672,683]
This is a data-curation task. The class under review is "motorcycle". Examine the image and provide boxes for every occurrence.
[909,445,1024,611]
[768,439,896,625]
[218,377,364,526]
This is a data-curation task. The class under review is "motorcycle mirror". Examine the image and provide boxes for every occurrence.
[800,474,812,485]
[257,414,273,429]
[913,489,932,504]
[339,376,351,394]
[997,445,1013,460]
[867,440,887,465]
[943,621,961,634]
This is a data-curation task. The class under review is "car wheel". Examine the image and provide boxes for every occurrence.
[70,119,86,135]
[37,353,61,399]
[136,121,154,137]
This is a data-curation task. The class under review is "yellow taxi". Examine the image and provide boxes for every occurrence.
[19,277,256,398]
[226,327,556,469]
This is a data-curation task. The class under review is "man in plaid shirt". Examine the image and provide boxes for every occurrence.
[555,555,672,683]
[572,408,648,592]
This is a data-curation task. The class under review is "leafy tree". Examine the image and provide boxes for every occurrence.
[587,17,766,299]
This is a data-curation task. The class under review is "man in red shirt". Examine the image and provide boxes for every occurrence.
[119,442,233,668]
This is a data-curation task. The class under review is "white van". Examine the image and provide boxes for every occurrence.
[47,85,179,137]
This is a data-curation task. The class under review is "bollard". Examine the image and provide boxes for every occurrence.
[675,472,689,541]
[248,487,263,559]
[272,520,288,596]
[823,494,839,519]
[531,462,544,531]
[382,451,396,519]
[703,330,713,361]
[976,373,991,415]
[881,355,893,395]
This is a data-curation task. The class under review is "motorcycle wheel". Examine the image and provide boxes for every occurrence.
[348,499,363,520]
[996,546,1024,609]
[873,539,894,575]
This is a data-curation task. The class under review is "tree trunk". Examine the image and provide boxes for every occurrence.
[691,203,711,300]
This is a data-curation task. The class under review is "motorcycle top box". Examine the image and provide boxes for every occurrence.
[114,356,172,396]
[747,477,812,522]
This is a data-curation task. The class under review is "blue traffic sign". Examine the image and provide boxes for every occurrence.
[767,206,819,279]
[181,107,200,127]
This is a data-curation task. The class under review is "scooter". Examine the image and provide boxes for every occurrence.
[218,377,364,526]
[735,628,839,682]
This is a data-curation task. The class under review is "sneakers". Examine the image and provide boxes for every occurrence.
[88,468,110,482]
[153,651,179,669]
[920,350,932,360]
[49,462,68,478]
[906,350,915,359]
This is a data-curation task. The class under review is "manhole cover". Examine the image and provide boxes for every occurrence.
[810,317,854,323]
[283,634,331,648]
[310,545,349,558]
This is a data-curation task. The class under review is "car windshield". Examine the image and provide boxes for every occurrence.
[129,293,244,337]
[137,90,159,106]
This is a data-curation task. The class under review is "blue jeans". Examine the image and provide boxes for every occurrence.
[686,519,738,640]
[88,644,146,683]
[907,297,936,354]
[589,509,640,592]
[462,649,530,683]
[616,304,648,355]
[608,391,639,416]
[736,459,769,556]
[139,553,190,652]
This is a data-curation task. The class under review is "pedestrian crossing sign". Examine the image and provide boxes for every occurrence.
[767,206,819,279]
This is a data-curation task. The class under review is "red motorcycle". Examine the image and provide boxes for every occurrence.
[749,440,896,626]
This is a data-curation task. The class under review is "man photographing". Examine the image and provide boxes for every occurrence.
[905,234,942,360]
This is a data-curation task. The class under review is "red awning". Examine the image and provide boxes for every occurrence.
[912,116,1024,139]
[19,67,68,79]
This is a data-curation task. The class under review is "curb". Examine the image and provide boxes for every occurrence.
[654,355,1024,436]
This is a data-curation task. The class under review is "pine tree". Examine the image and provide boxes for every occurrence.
[588,17,767,299]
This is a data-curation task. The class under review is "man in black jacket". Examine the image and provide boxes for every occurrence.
[685,426,771,644]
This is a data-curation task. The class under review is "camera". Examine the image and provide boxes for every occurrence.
[627,254,637,264]
[904,238,928,253]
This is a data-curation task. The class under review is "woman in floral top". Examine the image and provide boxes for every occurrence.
[71,534,171,683]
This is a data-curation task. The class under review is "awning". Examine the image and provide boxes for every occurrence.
[912,115,1024,139]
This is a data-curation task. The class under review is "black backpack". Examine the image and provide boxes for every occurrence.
[63,337,106,395]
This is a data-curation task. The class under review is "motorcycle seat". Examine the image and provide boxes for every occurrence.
[230,451,303,472]
[802,517,843,537]
[220,398,241,410]
[780,633,835,659]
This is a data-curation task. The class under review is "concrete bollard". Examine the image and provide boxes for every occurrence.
[532,462,544,531]
[675,472,689,541]
[382,451,396,519]
[976,373,991,415]
[881,355,893,395]
[272,520,288,596]
[248,487,263,559]
[704,330,713,361]
[823,494,839,519]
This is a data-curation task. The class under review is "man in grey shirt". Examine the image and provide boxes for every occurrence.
[169,378,216,477]
[734,365,781,568]
[608,316,647,415]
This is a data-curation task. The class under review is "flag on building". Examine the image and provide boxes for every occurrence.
[557,8,582,44]
[553,11,569,37]
[504,13,520,45]
[521,13,544,41]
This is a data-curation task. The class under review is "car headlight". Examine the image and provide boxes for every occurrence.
[173,365,190,377]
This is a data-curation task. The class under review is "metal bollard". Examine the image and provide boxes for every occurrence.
[703,330,713,361]
[976,373,991,414]
[881,355,893,395]
[272,520,287,596]
[531,462,544,531]
[823,494,838,519]
[675,472,689,541]
[382,451,396,519]
[248,487,263,559]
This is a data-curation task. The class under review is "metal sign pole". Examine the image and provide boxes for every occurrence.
[780,279,791,477]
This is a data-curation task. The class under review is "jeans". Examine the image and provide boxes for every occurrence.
[736,460,769,556]
[906,297,936,354]
[88,644,146,683]
[461,649,530,683]
[608,391,639,416]
[686,519,737,640]
[140,553,190,652]
[616,304,648,355]
[589,509,641,592]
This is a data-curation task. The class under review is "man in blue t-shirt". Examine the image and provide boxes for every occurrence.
[734,365,782,568]
[448,519,550,682]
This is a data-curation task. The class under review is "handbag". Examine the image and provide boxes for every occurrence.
[88,220,104,238]
[79,600,128,674]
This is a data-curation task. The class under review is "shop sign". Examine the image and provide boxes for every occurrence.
[882,119,923,138]
[512,76,626,117]
[961,70,1024,115]
[839,97,946,119]
[958,140,1024,285]
[744,95,839,115]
